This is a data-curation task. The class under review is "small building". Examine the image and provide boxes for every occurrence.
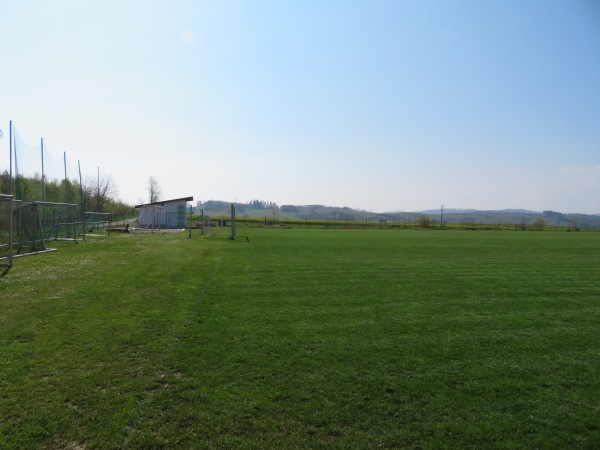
[135,196,194,229]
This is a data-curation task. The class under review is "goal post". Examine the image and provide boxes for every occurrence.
[228,203,249,242]
[230,203,236,240]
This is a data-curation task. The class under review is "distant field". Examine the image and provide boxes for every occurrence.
[1,228,599,448]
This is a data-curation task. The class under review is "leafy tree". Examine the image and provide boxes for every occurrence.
[532,218,546,231]
[249,199,278,210]
[416,215,432,228]
[203,200,229,210]
[2,171,133,217]
[543,210,565,221]
[233,203,247,213]
[0,170,9,194]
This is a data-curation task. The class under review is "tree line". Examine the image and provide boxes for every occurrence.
[196,199,279,214]
[0,170,134,217]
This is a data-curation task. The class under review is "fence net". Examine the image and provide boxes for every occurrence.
[39,202,79,241]
[13,201,45,254]
[0,195,12,262]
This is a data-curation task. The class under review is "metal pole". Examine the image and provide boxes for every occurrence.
[64,152,68,202]
[41,138,45,202]
[9,121,13,196]
[36,202,46,251]
[78,160,84,230]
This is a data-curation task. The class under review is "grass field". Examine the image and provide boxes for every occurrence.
[1,228,599,448]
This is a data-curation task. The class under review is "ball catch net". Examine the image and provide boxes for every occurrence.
[39,202,79,242]
[13,201,46,254]
[0,195,14,274]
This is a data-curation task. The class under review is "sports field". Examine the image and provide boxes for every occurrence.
[1,228,599,448]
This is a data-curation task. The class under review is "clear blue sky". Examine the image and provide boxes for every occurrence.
[1,0,599,213]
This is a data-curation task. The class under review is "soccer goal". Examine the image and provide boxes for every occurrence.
[38,202,79,242]
[0,194,14,274]
[83,212,112,239]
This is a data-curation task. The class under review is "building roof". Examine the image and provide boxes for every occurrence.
[135,196,194,208]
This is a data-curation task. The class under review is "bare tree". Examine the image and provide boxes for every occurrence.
[569,217,579,232]
[147,176,162,203]
[271,206,279,225]
[84,174,118,212]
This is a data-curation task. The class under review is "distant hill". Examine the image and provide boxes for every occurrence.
[195,200,600,229]
[394,209,600,228]
[415,208,538,215]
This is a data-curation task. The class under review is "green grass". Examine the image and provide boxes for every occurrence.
[1,228,599,448]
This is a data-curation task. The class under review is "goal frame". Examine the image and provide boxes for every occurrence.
[83,211,112,240]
